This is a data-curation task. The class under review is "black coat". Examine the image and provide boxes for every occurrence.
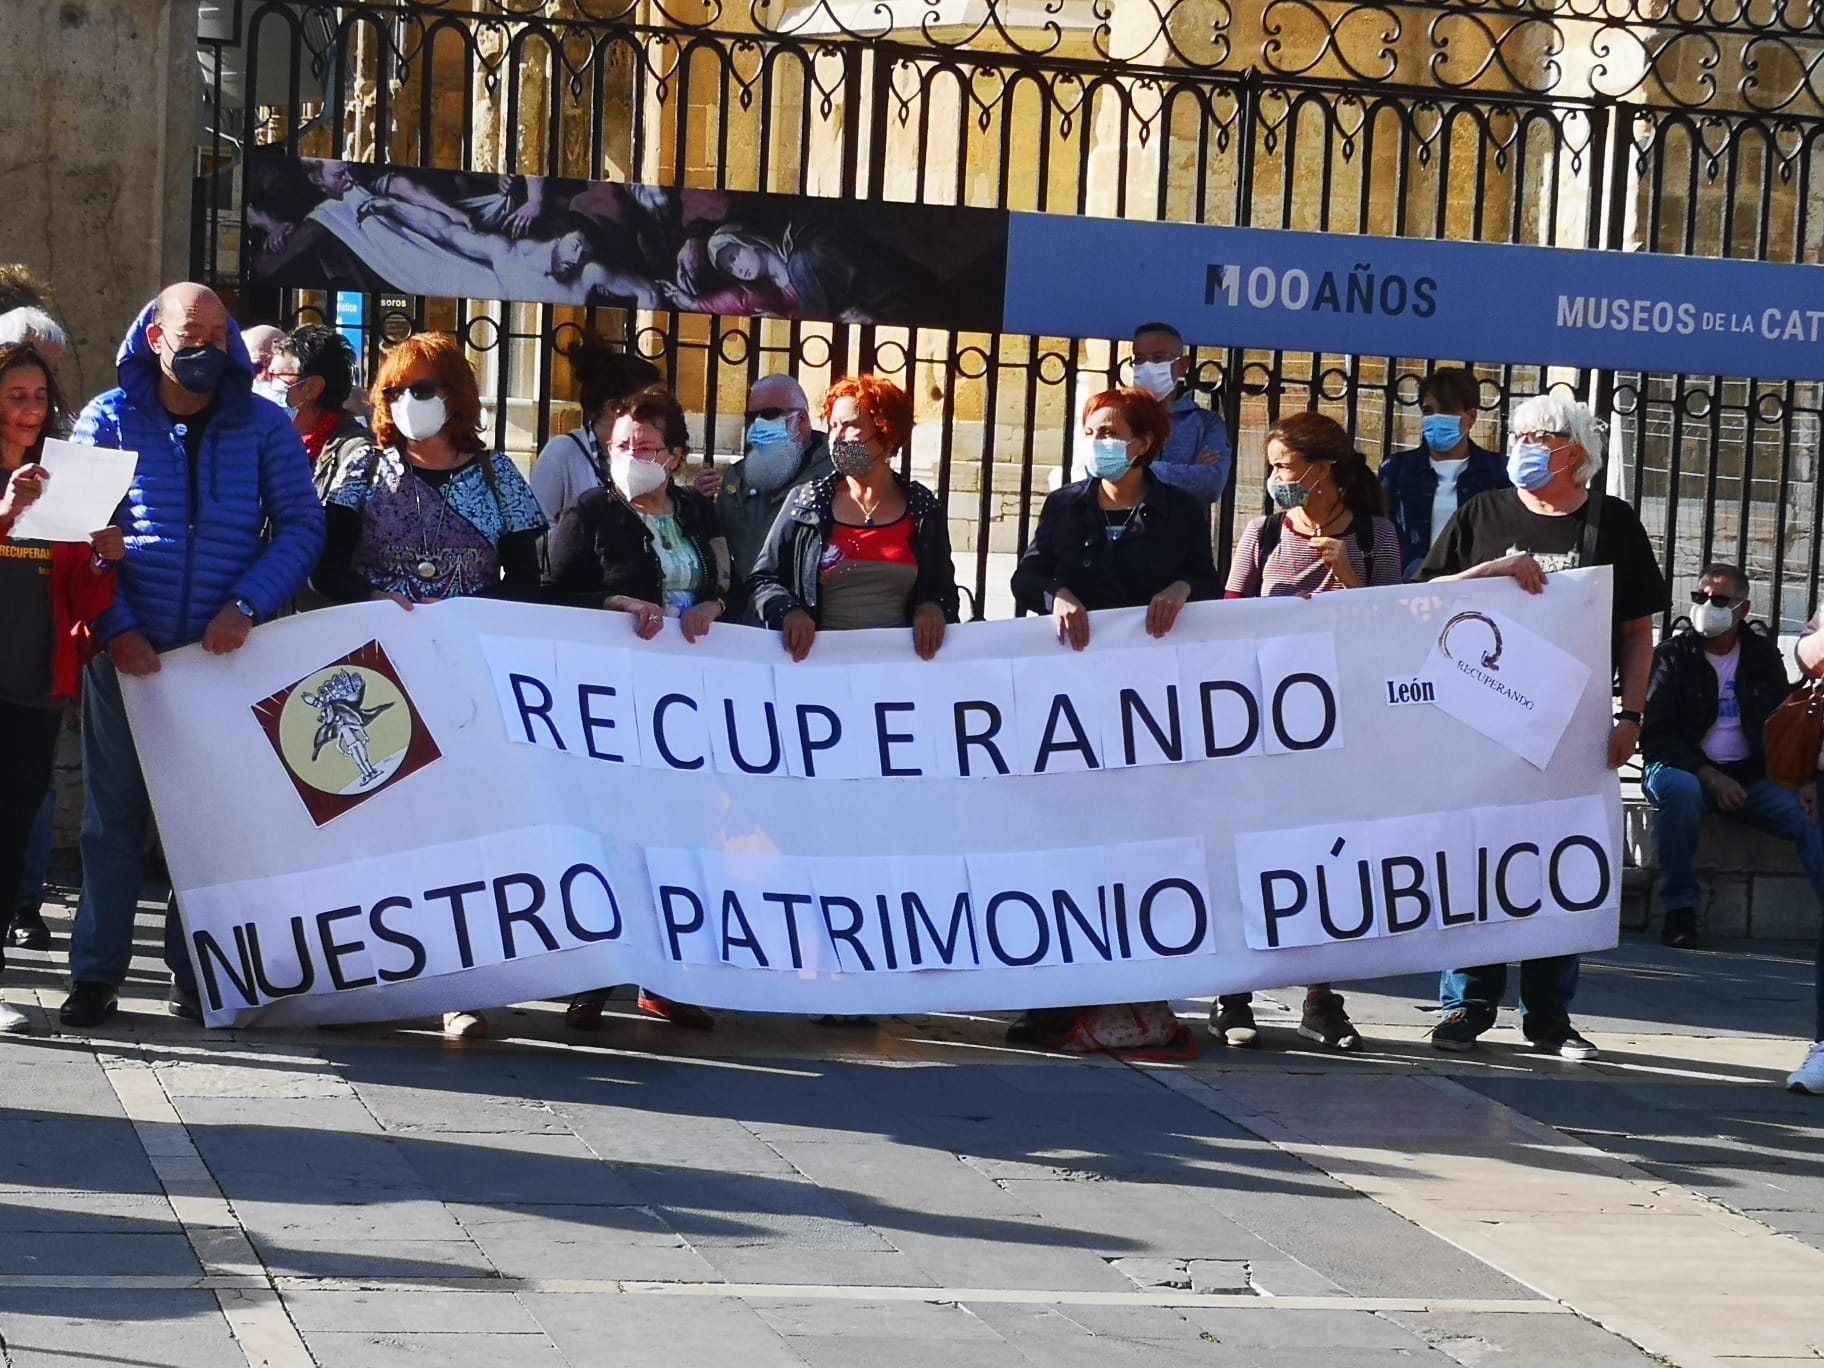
[1640,622,1796,776]
[542,481,728,610]
[1011,473,1223,614]
[747,472,960,629]
[1379,440,1509,581]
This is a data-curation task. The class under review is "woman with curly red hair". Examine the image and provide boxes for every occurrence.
[748,372,958,662]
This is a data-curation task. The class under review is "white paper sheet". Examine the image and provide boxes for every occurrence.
[9,439,138,544]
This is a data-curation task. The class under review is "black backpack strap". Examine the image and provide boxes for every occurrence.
[1259,513,1283,558]
[1353,515,1376,580]
[1580,479,1605,568]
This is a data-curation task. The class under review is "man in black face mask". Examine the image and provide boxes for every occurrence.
[58,283,324,1030]
[715,373,832,623]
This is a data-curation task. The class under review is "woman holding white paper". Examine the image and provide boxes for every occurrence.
[0,342,122,1033]
[1211,411,1399,1055]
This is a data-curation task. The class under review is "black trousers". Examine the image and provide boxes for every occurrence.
[0,699,63,977]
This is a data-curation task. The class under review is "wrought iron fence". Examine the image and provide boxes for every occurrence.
[196,0,1824,625]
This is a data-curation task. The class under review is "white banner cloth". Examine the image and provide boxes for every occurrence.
[121,570,1622,1027]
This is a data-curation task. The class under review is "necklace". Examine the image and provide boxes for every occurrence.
[404,457,460,582]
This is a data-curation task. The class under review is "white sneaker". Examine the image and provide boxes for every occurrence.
[1787,1040,1824,1095]
[0,1001,30,1034]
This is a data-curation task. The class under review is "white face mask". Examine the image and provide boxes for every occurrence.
[391,393,448,442]
[612,451,670,501]
[1692,600,1738,639]
[1132,360,1178,400]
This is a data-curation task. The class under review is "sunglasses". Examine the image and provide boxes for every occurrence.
[381,380,441,403]
[1690,589,1743,608]
[745,406,802,423]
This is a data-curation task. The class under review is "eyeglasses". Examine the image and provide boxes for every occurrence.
[1691,589,1744,608]
[381,380,440,403]
[1514,429,1572,445]
[745,406,803,423]
[610,442,670,460]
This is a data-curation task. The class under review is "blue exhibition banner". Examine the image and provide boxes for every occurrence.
[1002,213,1824,381]
[250,153,1824,380]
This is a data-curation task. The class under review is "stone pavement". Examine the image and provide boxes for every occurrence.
[0,891,1820,1367]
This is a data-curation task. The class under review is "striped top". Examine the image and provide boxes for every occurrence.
[1225,513,1403,598]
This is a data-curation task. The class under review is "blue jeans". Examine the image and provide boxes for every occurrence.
[1438,955,1582,1034]
[68,657,194,995]
[1642,762,1824,914]
[16,789,54,911]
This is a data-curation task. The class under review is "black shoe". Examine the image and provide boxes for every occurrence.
[1297,990,1363,1052]
[1208,999,1262,1048]
[1524,1021,1599,1061]
[1430,1007,1493,1052]
[8,906,49,951]
[1660,907,1698,949]
[59,983,119,1028]
[166,983,202,1022]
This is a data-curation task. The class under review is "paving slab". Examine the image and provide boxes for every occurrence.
[521,1291,811,1367]
[0,1289,243,1368]
[298,1329,570,1368]
[447,1201,724,1281]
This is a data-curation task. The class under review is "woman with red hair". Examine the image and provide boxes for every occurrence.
[312,331,546,612]
[1012,385,1220,650]
[1002,384,1220,1058]
[310,331,545,1040]
[748,373,958,662]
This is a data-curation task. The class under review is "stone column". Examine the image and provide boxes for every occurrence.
[0,0,196,404]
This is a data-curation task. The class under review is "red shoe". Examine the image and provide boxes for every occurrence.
[636,992,714,1030]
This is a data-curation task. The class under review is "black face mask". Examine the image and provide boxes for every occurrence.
[169,344,228,396]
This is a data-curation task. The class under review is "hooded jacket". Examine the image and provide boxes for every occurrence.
[75,300,325,649]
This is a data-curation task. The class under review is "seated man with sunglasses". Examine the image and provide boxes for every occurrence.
[714,374,832,623]
[1641,562,1821,949]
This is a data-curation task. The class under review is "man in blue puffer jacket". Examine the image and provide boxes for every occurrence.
[60,284,325,1028]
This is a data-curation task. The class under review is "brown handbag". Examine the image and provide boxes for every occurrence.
[1763,679,1824,788]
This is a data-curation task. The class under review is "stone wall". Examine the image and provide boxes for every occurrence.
[0,0,196,853]
[0,0,195,403]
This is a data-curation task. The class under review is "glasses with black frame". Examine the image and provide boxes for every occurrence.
[744,406,805,423]
[381,380,442,403]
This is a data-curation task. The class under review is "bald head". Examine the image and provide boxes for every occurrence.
[155,283,226,332]
[241,324,284,375]
[748,373,807,414]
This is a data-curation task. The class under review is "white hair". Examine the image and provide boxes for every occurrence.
[0,306,66,351]
[1510,393,1604,485]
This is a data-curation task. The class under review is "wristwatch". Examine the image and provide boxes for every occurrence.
[232,597,258,623]
[1615,708,1642,725]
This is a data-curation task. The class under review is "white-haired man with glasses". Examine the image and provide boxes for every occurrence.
[1417,393,1667,1060]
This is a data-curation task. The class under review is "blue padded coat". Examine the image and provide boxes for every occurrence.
[77,301,325,649]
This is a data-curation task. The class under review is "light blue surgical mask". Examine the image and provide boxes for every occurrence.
[1422,414,1463,453]
[1086,437,1134,481]
[1507,439,1560,491]
[746,416,791,449]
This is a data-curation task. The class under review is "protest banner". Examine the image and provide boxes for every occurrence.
[122,570,1621,1028]
[248,153,1824,379]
